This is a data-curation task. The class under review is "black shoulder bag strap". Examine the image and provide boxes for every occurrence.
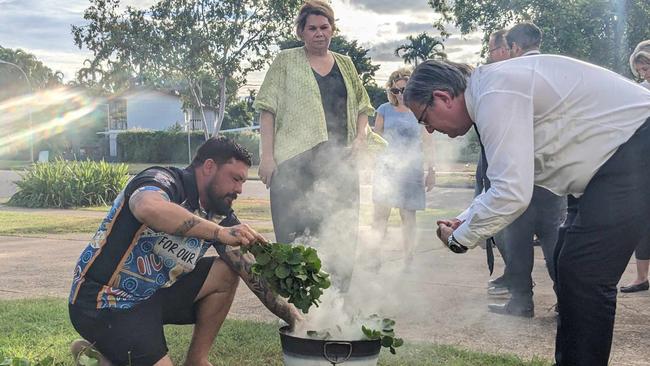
[472,123,495,275]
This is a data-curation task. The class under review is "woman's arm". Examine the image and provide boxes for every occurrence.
[373,113,385,135]
[258,110,276,188]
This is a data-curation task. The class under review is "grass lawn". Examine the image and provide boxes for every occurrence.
[0,298,550,366]
[0,198,459,237]
[0,211,102,236]
[123,163,261,180]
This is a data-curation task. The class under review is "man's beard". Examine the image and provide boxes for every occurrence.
[206,186,237,215]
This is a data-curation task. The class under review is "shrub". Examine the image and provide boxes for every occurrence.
[116,130,260,165]
[8,159,129,208]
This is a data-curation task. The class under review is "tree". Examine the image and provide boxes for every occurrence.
[429,0,650,76]
[279,35,381,86]
[72,0,302,137]
[394,32,447,66]
[365,84,388,110]
[0,46,62,101]
[221,100,254,131]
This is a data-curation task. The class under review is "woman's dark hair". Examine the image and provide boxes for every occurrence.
[191,136,252,168]
[403,60,473,106]
[295,0,337,38]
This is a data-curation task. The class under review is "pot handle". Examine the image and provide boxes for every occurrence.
[323,341,353,365]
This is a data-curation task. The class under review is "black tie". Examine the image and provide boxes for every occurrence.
[473,124,495,275]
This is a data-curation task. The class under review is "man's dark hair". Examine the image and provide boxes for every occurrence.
[191,136,252,168]
[490,29,508,48]
[403,60,473,106]
[506,22,542,51]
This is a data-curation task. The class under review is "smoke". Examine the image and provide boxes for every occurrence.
[282,139,457,340]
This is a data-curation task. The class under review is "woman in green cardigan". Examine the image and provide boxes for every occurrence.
[254,0,374,291]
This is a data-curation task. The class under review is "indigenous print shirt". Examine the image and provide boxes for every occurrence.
[69,166,236,310]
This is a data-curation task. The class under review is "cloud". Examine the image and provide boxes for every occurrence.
[368,40,406,62]
[343,0,432,14]
[395,22,434,34]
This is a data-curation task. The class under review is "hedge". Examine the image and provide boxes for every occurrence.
[116,130,260,164]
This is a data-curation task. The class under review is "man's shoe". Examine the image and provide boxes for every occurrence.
[488,301,534,318]
[620,280,649,293]
[488,275,507,288]
[487,285,510,296]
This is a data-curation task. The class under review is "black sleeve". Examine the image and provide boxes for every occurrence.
[123,167,183,204]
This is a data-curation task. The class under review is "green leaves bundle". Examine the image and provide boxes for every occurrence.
[362,317,404,355]
[244,243,331,313]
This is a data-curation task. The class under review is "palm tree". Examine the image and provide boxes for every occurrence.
[394,32,447,66]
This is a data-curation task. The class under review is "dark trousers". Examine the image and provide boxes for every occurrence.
[270,143,359,291]
[554,118,650,366]
[503,186,565,300]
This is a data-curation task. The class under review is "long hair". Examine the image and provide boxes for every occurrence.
[386,67,412,106]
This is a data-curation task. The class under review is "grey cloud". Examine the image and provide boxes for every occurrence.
[395,22,433,34]
[344,0,431,14]
[368,40,406,62]
[0,4,84,52]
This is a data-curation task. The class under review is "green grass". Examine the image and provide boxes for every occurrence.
[0,298,550,366]
[0,198,458,237]
[0,202,274,236]
[0,211,102,236]
[124,163,261,180]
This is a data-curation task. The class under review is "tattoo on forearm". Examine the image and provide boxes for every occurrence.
[229,228,237,237]
[214,243,295,323]
[173,217,200,236]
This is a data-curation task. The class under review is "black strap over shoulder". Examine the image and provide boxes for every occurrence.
[472,124,495,275]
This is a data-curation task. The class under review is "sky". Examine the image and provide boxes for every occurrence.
[0,0,484,90]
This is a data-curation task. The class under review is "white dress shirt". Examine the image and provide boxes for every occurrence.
[455,54,650,248]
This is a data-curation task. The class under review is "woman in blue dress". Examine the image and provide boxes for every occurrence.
[372,68,435,266]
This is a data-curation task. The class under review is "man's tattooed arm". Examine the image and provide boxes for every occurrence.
[173,217,200,236]
[213,243,301,326]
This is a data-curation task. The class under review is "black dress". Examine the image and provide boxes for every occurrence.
[269,61,360,291]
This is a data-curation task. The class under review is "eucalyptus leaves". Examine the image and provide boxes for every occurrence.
[244,242,331,313]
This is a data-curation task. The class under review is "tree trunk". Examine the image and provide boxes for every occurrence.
[212,74,227,137]
[189,81,210,140]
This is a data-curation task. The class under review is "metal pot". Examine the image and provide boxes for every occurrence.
[279,326,381,366]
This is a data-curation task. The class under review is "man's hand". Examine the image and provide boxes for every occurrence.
[435,218,463,243]
[258,156,276,189]
[216,224,268,247]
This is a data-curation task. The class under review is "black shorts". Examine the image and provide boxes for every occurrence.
[69,256,214,365]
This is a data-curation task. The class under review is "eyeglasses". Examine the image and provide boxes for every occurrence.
[389,87,405,95]
[488,46,506,54]
[417,98,432,125]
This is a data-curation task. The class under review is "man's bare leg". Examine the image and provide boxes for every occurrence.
[184,258,239,366]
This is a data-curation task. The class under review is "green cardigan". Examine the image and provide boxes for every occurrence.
[254,47,375,164]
